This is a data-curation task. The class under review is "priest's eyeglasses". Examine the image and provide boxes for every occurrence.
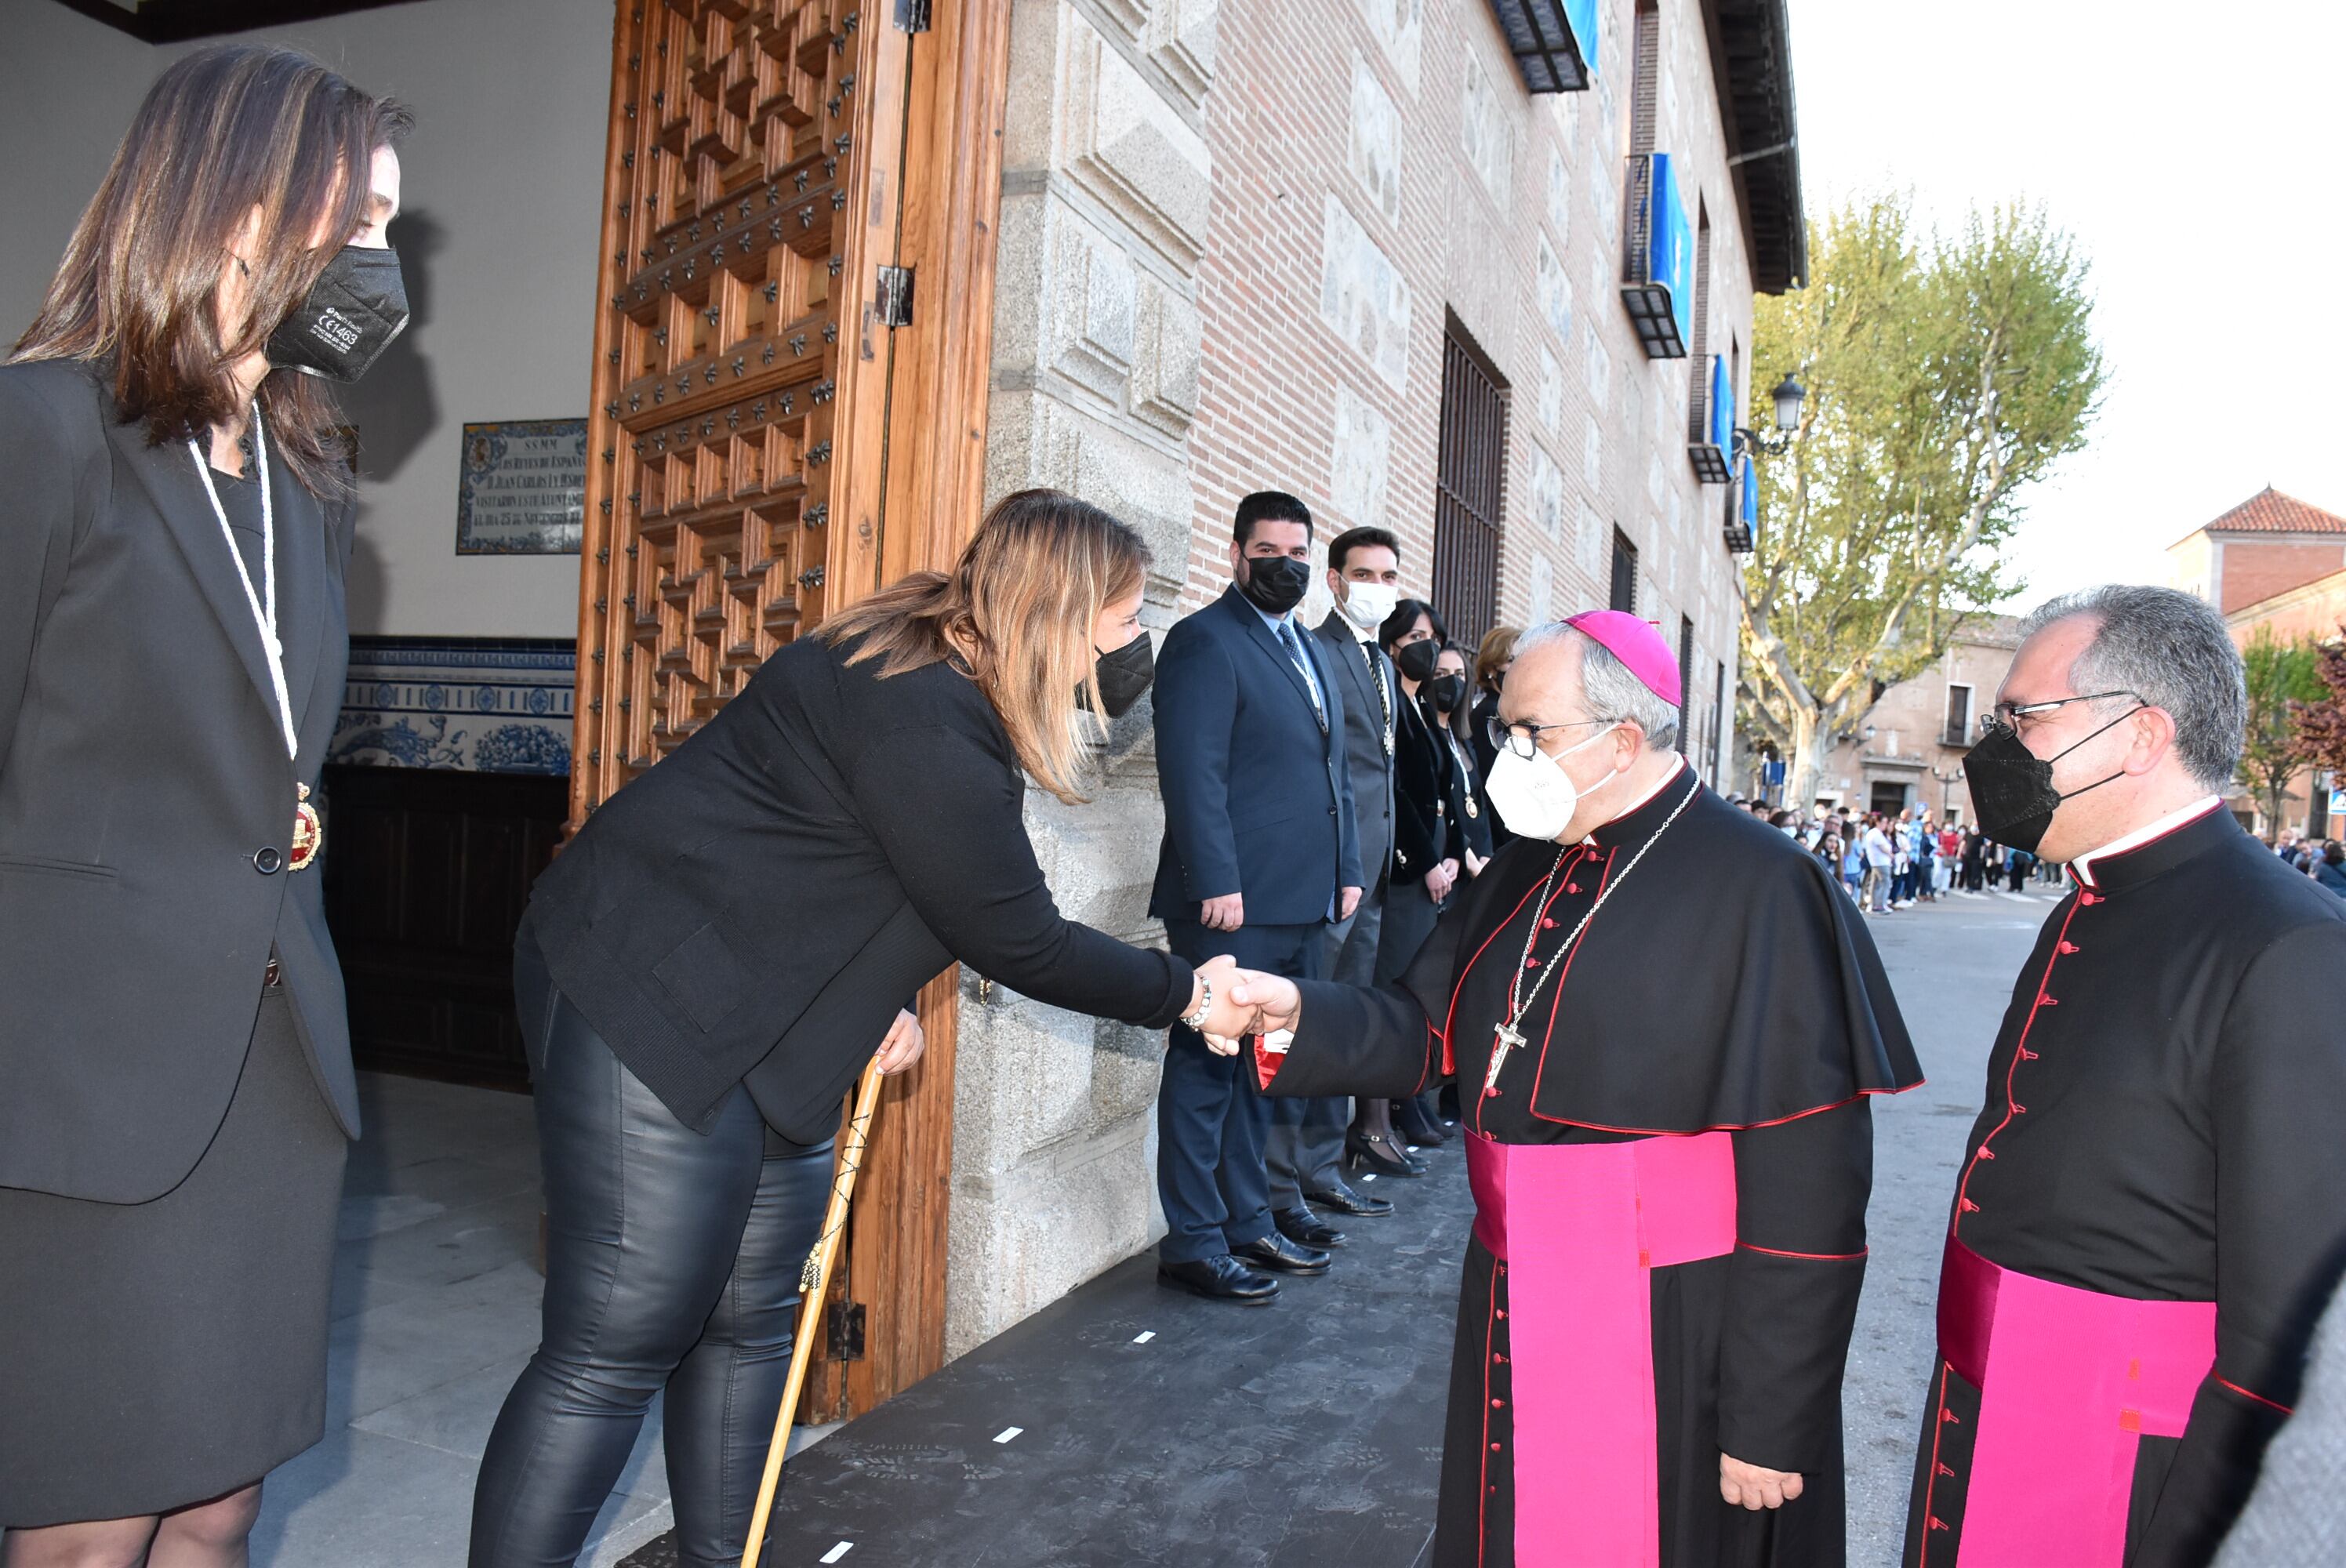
[1977,690,2141,737]
[1485,714,1609,760]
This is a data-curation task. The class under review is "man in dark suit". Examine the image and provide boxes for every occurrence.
[1262,525,1404,1238]
[1151,492,1363,1302]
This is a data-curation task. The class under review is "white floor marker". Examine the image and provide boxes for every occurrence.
[820,1544,854,1564]
[1132,1330,1156,1344]
[993,1426,1023,1444]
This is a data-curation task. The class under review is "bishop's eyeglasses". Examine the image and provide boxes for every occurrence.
[1485,714,1611,760]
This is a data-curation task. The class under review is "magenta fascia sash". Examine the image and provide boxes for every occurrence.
[1465,1132,1736,1567]
[1937,1236,2215,1567]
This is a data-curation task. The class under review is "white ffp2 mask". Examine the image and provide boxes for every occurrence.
[1483,726,1622,842]
[1338,580,1399,631]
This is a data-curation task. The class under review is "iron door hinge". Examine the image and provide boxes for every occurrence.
[895,0,932,33]
[876,264,915,328]
[827,1301,866,1361]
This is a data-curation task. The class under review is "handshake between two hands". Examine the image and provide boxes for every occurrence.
[1189,954,1302,1058]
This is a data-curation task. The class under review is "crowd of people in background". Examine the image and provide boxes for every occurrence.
[2272,828,2346,896]
[1724,798,2068,913]
[1726,800,2346,909]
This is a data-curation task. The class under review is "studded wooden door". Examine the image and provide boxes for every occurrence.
[573,0,1015,1419]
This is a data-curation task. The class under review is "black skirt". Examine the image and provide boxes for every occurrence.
[0,986,347,1526]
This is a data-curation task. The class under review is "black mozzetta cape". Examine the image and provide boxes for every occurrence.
[1905,804,2346,1568]
[1258,764,1923,1567]
[1282,761,1922,1134]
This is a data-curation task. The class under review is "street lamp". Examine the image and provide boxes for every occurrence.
[1733,373,1807,459]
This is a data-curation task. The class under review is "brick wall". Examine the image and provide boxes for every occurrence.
[1181,0,1761,771]
[2217,539,2346,615]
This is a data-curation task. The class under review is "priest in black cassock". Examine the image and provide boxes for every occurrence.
[1212,612,1923,1568]
[1903,585,2346,1568]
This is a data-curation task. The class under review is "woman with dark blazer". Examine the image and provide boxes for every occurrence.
[0,47,411,1568]
[470,490,1257,1567]
[1431,641,1494,871]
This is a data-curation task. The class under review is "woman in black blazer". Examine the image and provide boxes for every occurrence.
[1429,641,1494,872]
[0,47,412,1566]
[470,490,1255,1568]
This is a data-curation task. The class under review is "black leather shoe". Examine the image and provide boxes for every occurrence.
[1305,1181,1394,1218]
[1274,1204,1346,1250]
[1157,1255,1279,1304]
[1346,1128,1427,1178]
[1233,1232,1331,1276]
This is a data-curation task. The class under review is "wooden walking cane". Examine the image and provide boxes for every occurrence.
[739,1055,889,1568]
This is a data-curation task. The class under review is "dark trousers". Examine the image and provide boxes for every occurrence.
[470,942,834,1568]
[1157,918,1323,1264]
[1266,881,1380,1207]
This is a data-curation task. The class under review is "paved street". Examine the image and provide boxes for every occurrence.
[1841,884,2066,1563]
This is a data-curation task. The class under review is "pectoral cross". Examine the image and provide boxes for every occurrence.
[1487,1022,1526,1092]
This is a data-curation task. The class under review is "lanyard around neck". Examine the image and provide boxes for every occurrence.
[187,408,297,760]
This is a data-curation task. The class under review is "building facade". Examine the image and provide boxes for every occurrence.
[2169,487,2346,840]
[962,0,1802,1347]
[1775,616,2019,824]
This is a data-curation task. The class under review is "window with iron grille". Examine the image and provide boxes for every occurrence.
[1676,616,1695,751]
[1610,528,1638,613]
[1686,208,1712,441]
[1432,319,1509,650]
[1712,659,1729,779]
[1629,1,1659,157]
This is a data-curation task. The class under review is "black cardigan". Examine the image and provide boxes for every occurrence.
[526,632,1195,1138]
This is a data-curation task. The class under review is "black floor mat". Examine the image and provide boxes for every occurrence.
[623,1140,1469,1567]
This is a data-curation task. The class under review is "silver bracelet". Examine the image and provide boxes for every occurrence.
[1180,974,1214,1032]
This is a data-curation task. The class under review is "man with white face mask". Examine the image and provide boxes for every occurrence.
[1217,612,1923,1567]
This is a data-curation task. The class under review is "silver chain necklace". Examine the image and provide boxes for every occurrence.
[1486,775,1698,1092]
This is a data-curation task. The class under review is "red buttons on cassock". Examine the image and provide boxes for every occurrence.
[1542,918,1557,929]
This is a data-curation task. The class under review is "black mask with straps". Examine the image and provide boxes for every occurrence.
[1085,633,1157,719]
[1393,638,1440,684]
[267,245,411,382]
[1237,553,1310,616]
[1961,702,2144,854]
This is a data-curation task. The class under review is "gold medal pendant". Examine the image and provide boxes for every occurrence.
[289,782,323,871]
[1465,794,1480,818]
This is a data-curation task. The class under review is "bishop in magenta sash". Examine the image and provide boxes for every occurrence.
[1229,615,1922,1567]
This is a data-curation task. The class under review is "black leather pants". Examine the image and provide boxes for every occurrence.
[470,941,833,1568]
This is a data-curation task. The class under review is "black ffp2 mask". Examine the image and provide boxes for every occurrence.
[268,245,411,382]
[1088,633,1156,719]
[1428,673,1468,716]
[1394,639,1441,683]
[1961,706,2140,854]
[1237,554,1310,616]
